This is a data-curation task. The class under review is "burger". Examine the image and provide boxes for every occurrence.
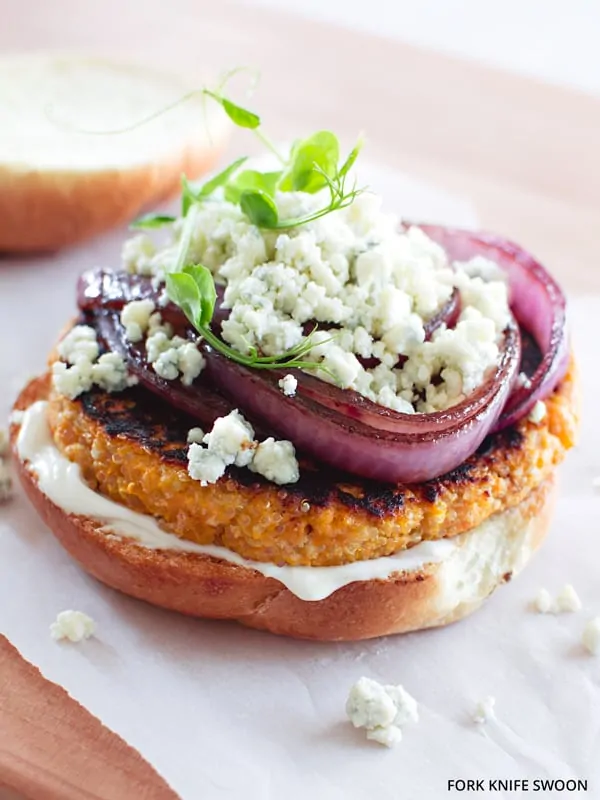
[11,101,578,640]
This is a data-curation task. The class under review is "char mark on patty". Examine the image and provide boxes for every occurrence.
[76,383,525,516]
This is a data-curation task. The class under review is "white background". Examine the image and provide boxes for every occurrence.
[240,0,600,96]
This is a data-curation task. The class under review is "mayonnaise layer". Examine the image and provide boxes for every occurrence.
[16,401,456,601]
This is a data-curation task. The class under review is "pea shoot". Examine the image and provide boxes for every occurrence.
[132,77,352,375]
[132,85,365,232]
[164,208,333,374]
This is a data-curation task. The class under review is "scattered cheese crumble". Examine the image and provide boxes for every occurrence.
[534,588,553,614]
[123,192,511,414]
[186,427,205,444]
[122,233,158,275]
[582,618,600,655]
[534,585,582,614]
[517,372,532,390]
[473,696,496,724]
[555,584,582,613]
[528,400,547,424]
[279,373,298,397]
[57,324,99,364]
[366,725,403,747]
[121,299,156,343]
[52,326,138,399]
[187,410,299,487]
[249,438,300,485]
[187,447,227,486]
[50,610,95,643]
[203,409,256,467]
[346,677,418,748]
[144,314,205,386]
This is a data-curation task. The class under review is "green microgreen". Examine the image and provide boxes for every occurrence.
[224,169,281,204]
[128,72,366,232]
[279,131,339,193]
[130,213,177,230]
[181,156,248,214]
[166,264,329,373]
[203,90,261,129]
[239,190,279,228]
[121,73,361,378]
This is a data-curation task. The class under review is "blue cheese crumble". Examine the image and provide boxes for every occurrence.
[528,400,547,424]
[186,427,205,444]
[202,409,255,467]
[120,298,156,343]
[52,325,138,399]
[187,410,299,487]
[50,610,96,643]
[346,676,419,748]
[123,190,511,413]
[143,313,205,386]
[473,696,496,724]
[278,374,298,397]
[249,438,299,485]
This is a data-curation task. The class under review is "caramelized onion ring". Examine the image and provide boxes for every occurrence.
[413,225,569,429]
[203,320,520,483]
[95,310,234,430]
[78,217,568,485]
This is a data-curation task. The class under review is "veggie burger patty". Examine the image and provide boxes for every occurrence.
[46,357,578,568]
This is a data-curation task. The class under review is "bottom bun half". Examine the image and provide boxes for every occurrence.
[12,381,555,641]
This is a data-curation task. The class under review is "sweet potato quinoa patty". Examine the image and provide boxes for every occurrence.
[45,359,578,567]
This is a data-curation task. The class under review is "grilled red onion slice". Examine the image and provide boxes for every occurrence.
[87,279,521,482]
[78,219,568,484]
[204,321,520,483]
[95,309,234,429]
[413,225,569,429]
[78,269,226,332]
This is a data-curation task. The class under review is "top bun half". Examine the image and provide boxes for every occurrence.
[0,53,231,251]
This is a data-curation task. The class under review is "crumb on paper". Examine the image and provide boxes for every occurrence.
[50,610,96,643]
[0,427,8,456]
[555,584,582,613]
[366,725,403,747]
[345,676,418,748]
[533,585,581,614]
[582,618,600,655]
[533,588,553,614]
[473,696,496,724]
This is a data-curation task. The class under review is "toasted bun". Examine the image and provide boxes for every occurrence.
[12,377,555,641]
[0,54,230,252]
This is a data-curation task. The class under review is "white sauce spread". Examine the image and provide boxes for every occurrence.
[16,401,456,601]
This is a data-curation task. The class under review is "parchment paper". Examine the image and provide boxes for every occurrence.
[1,165,597,799]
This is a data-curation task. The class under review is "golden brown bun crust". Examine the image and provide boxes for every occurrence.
[12,376,555,641]
[0,144,224,253]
